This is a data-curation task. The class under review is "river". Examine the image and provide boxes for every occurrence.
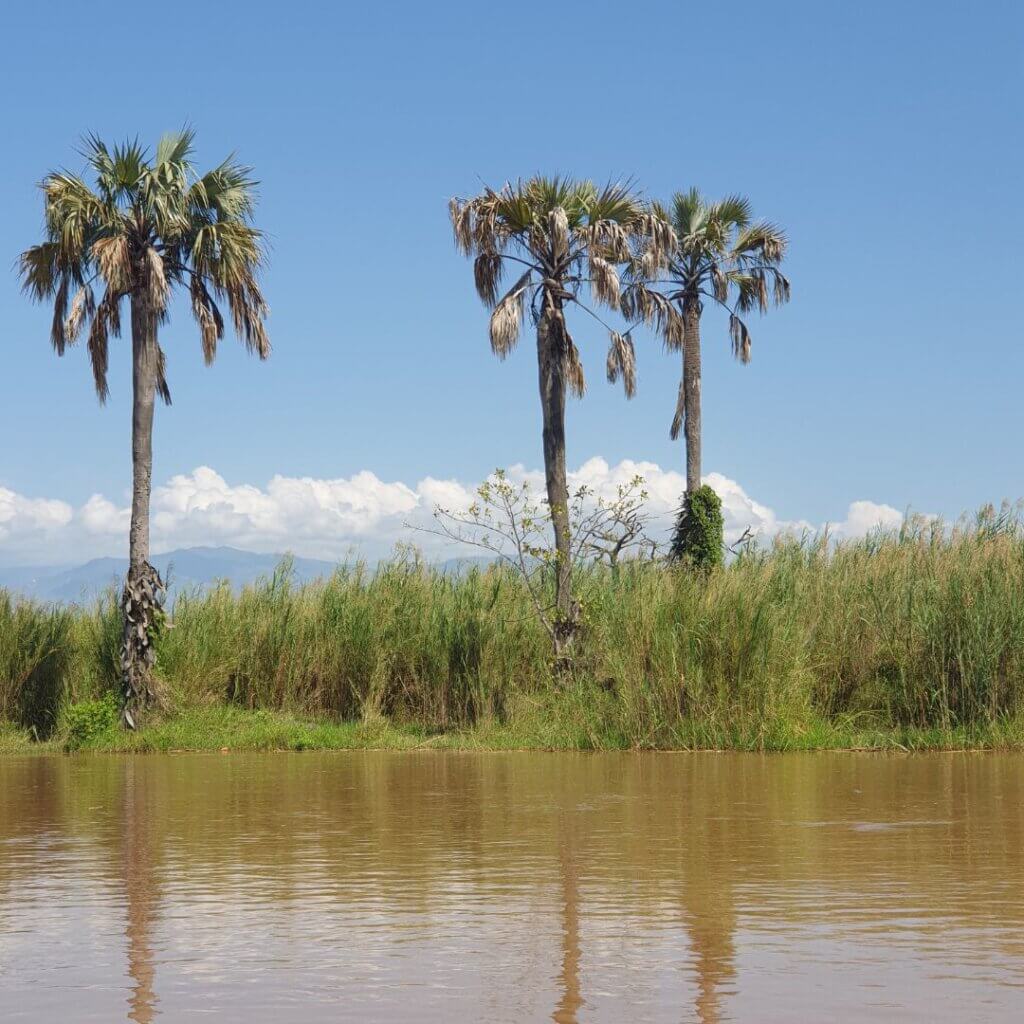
[1,751,1021,1021]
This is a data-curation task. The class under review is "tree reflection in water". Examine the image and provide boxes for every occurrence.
[553,819,582,1024]
[123,759,158,1024]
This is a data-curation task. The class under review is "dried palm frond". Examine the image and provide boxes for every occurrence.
[670,379,686,440]
[664,308,685,350]
[489,270,531,357]
[50,275,70,353]
[606,331,636,398]
[634,210,676,273]
[583,219,630,261]
[64,284,96,345]
[623,282,674,333]
[190,274,224,365]
[19,243,60,301]
[730,314,752,363]
[155,344,172,405]
[473,252,503,306]
[224,275,271,360]
[449,197,473,255]
[590,255,621,310]
[547,206,569,260]
[711,264,728,303]
[145,247,169,313]
[564,331,586,398]
[93,235,131,292]
[87,292,119,402]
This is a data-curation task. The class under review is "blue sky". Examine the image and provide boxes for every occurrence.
[1,0,1022,562]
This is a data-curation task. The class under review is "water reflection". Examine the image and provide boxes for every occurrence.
[679,762,737,1024]
[122,759,157,1024]
[0,752,1022,1022]
[553,817,581,1024]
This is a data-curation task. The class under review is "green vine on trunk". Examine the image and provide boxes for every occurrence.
[671,485,724,571]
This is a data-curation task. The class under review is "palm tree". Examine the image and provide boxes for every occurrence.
[19,131,270,726]
[449,178,645,653]
[625,189,789,496]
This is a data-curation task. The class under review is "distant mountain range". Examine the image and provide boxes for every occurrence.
[0,547,338,603]
[0,547,496,603]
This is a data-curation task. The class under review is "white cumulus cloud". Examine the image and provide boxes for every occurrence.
[0,461,915,567]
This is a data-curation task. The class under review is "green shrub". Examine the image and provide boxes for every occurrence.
[670,485,724,570]
[62,694,119,750]
[0,594,75,738]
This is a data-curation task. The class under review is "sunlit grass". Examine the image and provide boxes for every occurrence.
[4,512,1024,753]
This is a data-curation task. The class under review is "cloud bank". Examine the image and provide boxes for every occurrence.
[0,458,906,567]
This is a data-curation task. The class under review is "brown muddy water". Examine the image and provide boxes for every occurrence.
[0,752,1022,1022]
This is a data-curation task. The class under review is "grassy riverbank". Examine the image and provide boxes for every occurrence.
[2,705,1022,755]
[3,514,1024,753]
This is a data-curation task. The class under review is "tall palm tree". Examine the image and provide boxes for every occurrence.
[20,131,270,726]
[625,189,789,495]
[449,178,645,652]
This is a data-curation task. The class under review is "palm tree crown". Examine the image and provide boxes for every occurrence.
[449,177,648,397]
[626,188,789,437]
[19,129,269,401]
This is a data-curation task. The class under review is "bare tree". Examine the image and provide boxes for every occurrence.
[420,471,654,666]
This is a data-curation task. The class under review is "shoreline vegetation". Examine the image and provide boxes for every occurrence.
[4,515,1024,755]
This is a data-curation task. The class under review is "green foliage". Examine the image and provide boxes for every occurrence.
[670,485,724,571]
[5,513,1024,751]
[62,694,118,750]
[19,131,269,405]
[0,593,75,738]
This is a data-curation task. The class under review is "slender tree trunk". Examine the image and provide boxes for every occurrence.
[537,297,576,663]
[682,304,702,496]
[120,293,164,728]
[129,295,156,572]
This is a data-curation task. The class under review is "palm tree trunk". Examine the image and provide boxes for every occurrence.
[682,305,702,496]
[120,293,164,728]
[129,295,156,572]
[537,300,575,661]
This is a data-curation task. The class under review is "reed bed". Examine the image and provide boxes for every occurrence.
[4,515,1024,750]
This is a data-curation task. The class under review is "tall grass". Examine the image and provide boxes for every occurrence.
[4,513,1024,749]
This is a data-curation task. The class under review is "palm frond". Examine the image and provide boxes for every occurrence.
[86,290,123,402]
[585,180,642,227]
[729,313,752,363]
[43,173,109,257]
[711,264,728,303]
[488,270,531,357]
[190,275,225,365]
[18,242,60,300]
[672,188,706,237]
[589,255,620,310]
[225,276,271,359]
[473,253,503,306]
[711,194,752,230]
[92,235,131,292]
[64,284,96,345]
[154,127,195,169]
[50,275,70,353]
[564,331,586,398]
[734,221,787,263]
[606,331,636,398]
[670,379,685,440]
[189,158,257,222]
[155,343,172,405]
[547,206,570,260]
[145,247,169,314]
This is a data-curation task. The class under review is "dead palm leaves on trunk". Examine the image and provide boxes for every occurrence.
[449,177,644,662]
[19,130,271,727]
